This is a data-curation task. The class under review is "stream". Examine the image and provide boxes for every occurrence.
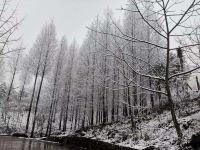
[0,136,83,150]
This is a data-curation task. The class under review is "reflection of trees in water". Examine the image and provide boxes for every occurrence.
[21,139,41,150]
[21,139,31,150]
[44,144,48,150]
[0,136,79,150]
[21,139,25,150]
[21,139,60,150]
[28,140,31,150]
[44,143,56,150]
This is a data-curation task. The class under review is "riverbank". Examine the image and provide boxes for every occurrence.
[45,100,200,150]
[45,130,200,150]
[46,135,154,150]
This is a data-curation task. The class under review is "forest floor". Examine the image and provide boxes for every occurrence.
[67,99,200,150]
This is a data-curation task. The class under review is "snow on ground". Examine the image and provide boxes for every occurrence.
[57,130,75,137]
[75,101,200,150]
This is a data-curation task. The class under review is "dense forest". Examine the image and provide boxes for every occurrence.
[1,0,200,149]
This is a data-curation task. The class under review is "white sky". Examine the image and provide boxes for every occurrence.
[17,0,125,49]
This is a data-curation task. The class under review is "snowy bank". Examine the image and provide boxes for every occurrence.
[47,135,155,150]
[70,101,200,150]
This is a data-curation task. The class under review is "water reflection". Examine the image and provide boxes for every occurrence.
[0,136,81,150]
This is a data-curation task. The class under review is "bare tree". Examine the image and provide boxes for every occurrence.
[30,21,57,137]
[46,36,67,137]
[0,0,23,57]
[87,0,200,142]
[6,50,21,102]
[62,41,77,132]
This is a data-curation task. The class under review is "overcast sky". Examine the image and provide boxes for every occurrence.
[17,0,125,49]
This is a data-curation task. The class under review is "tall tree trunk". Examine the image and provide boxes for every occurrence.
[25,66,40,134]
[82,59,89,128]
[90,54,95,126]
[123,68,128,117]
[111,58,116,122]
[31,46,50,137]
[102,56,107,124]
[46,98,54,137]
[62,77,72,131]
[149,79,154,108]
[127,86,135,131]
[82,97,87,128]
[30,69,45,138]
[165,33,182,140]
[156,80,162,107]
[15,75,27,128]
[59,106,63,130]
[196,76,200,91]
[74,103,79,130]
[46,66,59,137]
[70,105,75,130]
[6,52,20,102]
[62,50,74,131]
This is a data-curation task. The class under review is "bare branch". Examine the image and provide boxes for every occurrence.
[169,66,200,80]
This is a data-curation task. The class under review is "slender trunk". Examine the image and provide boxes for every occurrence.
[15,78,27,128]
[30,45,50,137]
[130,11,138,117]
[6,57,19,102]
[70,105,75,130]
[111,58,116,122]
[45,100,53,137]
[111,89,115,122]
[74,103,79,130]
[25,68,39,134]
[157,80,162,107]
[30,69,45,138]
[96,100,99,125]
[81,60,89,128]
[90,54,95,126]
[149,79,154,108]
[46,72,58,137]
[165,33,182,140]
[102,92,106,124]
[116,66,120,122]
[19,79,26,102]
[62,58,73,131]
[62,80,72,131]
[62,97,70,131]
[128,86,135,131]
[59,106,63,130]
[166,83,182,139]
[196,76,200,91]
[82,97,87,128]
[123,69,128,117]
[49,97,57,135]
[102,58,107,124]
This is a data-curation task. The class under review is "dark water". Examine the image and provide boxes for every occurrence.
[0,136,82,150]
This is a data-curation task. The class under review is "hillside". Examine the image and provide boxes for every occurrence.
[67,99,200,150]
